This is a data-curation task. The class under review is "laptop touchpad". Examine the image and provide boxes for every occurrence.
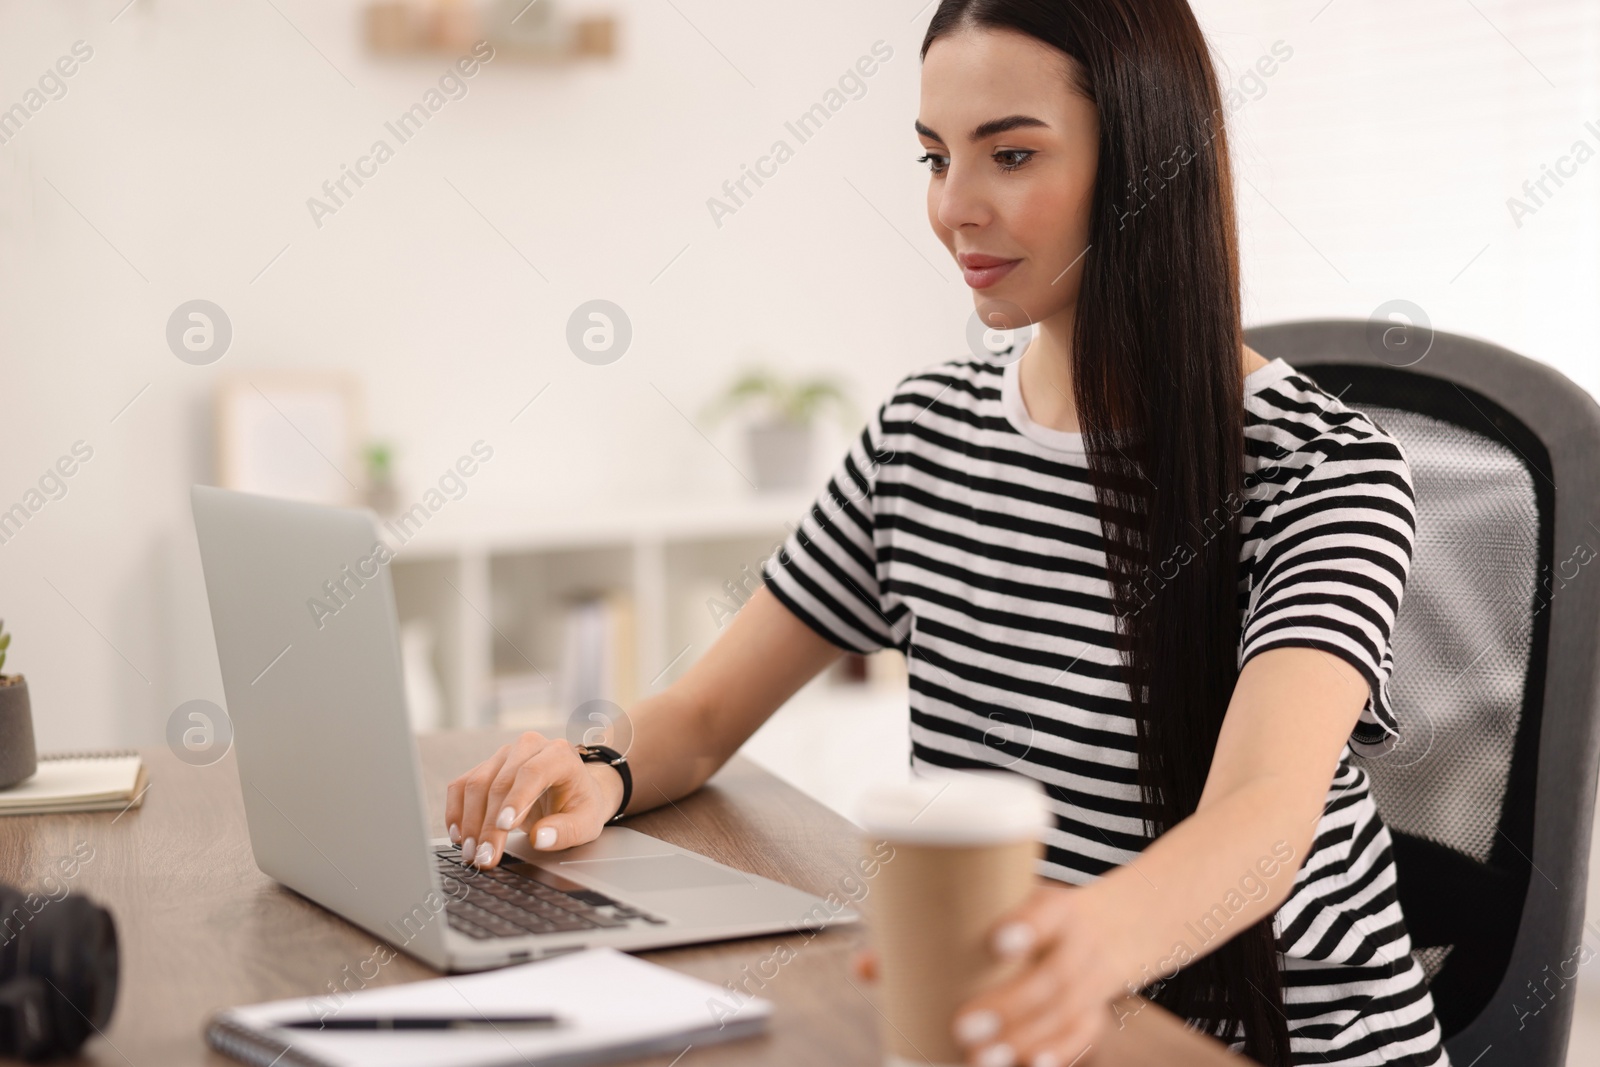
[561,854,751,892]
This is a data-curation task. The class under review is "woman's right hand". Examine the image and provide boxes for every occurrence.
[445,733,623,869]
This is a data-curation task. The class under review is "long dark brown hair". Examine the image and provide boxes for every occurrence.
[921,2,1287,1061]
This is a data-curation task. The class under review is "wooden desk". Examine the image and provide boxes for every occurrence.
[0,731,1244,1065]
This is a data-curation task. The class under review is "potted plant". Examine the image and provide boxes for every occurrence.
[703,367,855,491]
[363,441,400,517]
[0,619,36,789]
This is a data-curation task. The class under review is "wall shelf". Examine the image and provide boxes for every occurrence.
[364,0,617,62]
[387,491,816,732]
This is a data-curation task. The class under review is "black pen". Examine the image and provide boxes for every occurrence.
[279,1014,563,1031]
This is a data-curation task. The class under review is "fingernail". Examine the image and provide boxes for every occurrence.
[496,806,516,831]
[1031,1052,1062,1067]
[462,836,475,859]
[955,1010,1001,1045]
[993,921,1034,958]
[976,1043,1016,1067]
[474,841,494,867]
[534,826,557,849]
[448,823,460,844]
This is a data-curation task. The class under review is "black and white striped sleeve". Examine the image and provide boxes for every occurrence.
[760,398,905,654]
[1240,433,1418,756]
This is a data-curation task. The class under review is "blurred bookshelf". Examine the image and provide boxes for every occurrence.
[385,492,907,745]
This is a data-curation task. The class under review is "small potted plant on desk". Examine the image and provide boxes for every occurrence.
[702,367,855,492]
[0,620,36,789]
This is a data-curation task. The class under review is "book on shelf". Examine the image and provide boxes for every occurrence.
[493,590,637,732]
[556,589,636,717]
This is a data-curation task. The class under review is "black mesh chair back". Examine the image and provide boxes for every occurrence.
[1245,319,1600,1067]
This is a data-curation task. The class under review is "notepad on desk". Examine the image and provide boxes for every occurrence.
[206,946,773,1067]
[0,751,148,815]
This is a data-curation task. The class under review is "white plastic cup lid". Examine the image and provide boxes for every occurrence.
[855,769,1050,846]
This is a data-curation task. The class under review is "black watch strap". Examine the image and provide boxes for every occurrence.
[577,743,632,824]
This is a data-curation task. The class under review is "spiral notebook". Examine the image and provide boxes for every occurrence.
[206,946,772,1067]
[0,750,148,815]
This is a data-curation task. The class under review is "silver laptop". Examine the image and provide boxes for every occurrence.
[190,485,858,973]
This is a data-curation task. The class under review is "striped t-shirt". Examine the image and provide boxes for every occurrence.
[762,355,1449,1066]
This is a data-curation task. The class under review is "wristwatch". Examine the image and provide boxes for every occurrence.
[576,743,632,824]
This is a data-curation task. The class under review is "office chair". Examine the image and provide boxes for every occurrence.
[1244,319,1600,1067]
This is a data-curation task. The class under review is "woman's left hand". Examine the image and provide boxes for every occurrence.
[947,882,1132,1067]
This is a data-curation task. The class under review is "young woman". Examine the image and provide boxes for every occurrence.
[446,1,1448,1064]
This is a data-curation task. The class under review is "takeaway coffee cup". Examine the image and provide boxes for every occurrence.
[856,770,1049,1067]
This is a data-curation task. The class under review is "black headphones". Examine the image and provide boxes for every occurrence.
[0,883,119,1061]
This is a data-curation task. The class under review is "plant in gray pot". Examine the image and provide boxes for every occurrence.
[703,367,855,492]
[0,620,36,789]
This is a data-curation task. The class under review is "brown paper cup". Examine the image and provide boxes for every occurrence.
[856,771,1049,1067]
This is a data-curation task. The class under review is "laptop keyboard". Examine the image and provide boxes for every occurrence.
[433,847,667,940]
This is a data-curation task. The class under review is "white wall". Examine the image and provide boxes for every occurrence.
[0,0,1595,751]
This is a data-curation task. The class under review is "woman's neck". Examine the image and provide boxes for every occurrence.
[1015,309,1080,433]
[1014,313,1270,434]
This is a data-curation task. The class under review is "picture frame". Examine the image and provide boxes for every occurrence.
[215,373,364,507]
